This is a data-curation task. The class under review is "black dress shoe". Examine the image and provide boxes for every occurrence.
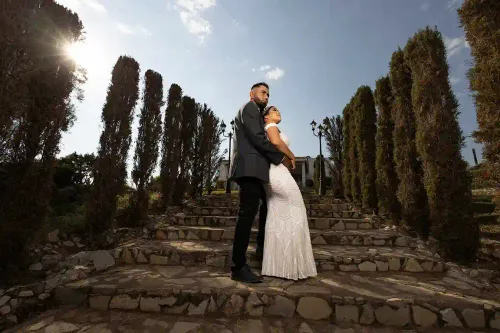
[255,246,264,261]
[231,264,262,283]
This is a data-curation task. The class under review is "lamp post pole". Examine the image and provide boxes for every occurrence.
[221,120,235,194]
[310,120,325,196]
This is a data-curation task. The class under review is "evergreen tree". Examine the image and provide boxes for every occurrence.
[374,76,400,222]
[405,27,478,260]
[85,56,140,245]
[160,84,183,209]
[190,104,224,198]
[203,113,226,193]
[173,96,197,205]
[342,103,352,199]
[129,70,164,223]
[348,96,361,203]
[323,116,344,197]
[458,0,500,191]
[0,0,85,269]
[313,154,327,195]
[354,86,378,210]
[389,48,429,237]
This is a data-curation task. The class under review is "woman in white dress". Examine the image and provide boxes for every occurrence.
[260,106,317,280]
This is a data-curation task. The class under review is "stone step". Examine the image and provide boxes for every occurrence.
[181,206,364,218]
[161,216,374,230]
[154,226,412,248]
[196,197,347,207]
[15,308,482,333]
[52,265,500,330]
[113,240,443,273]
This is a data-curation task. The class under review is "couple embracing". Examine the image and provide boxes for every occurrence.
[228,82,317,283]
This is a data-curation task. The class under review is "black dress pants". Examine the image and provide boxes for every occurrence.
[231,177,267,270]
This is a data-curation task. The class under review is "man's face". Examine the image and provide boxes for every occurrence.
[250,85,269,108]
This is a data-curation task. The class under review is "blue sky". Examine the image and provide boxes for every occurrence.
[57,0,481,169]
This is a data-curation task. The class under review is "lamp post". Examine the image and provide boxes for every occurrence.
[311,120,325,196]
[221,120,235,193]
[464,134,478,166]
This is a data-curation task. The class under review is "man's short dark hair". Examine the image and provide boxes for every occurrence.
[251,82,269,90]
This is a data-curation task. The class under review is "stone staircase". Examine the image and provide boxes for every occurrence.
[6,193,500,332]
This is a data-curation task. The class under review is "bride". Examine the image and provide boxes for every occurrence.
[260,106,317,280]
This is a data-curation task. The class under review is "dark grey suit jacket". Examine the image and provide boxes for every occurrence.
[229,101,284,183]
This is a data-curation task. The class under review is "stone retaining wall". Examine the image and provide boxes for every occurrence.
[54,286,500,330]
[113,246,444,273]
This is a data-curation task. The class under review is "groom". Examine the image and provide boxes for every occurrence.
[228,82,285,283]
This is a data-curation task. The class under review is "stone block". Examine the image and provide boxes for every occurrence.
[296,297,332,320]
[140,297,161,312]
[358,261,376,272]
[89,295,111,311]
[440,308,463,327]
[374,305,410,327]
[404,258,424,272]
[335,305,359,324]
[412,305,437,327]
[265,295,295,318]
[150,255,168,265]
[462,308,485,329]
[360,303,375,324]
[110,294,140,310]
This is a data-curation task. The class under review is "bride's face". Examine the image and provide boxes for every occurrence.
[265,107,282,124]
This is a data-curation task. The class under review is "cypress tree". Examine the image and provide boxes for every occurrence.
[173,96,197,205]
[389,48,429,237]
[349,96,361,203]
[458,0,500,192]
[323,116,344,197]
[354,86,378,210]
[405,27,478,260]
[129,70,164,223]
[85,56,140,245]
[374,76,400,222]
[160,84,183,209]
[342,103,352,199]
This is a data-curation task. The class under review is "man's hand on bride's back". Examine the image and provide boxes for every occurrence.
[282,157,296,170]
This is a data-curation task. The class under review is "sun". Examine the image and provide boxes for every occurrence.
[64,39,109,76]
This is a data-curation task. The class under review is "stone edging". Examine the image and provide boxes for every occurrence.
[52,286,500,330]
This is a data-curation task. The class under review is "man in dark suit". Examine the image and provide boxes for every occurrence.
[228,82,288,283]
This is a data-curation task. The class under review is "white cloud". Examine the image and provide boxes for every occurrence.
[447,0,463,10]
[116,23,152,36]
[444,36,469,58]
[265,67,285,81]
[450,76,461,85]
[259,65,271,71]
[174,0,216,42]
[56,0,107,14]
[87,0,107,13]
[420,3,430,11]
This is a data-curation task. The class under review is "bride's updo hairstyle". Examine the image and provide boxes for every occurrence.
[262,105,279,124]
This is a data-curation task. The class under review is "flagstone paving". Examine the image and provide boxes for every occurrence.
[7,307,487,333]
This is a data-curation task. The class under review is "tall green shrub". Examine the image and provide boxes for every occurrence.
[405,27,478,261]
[389,48,429,237]
[342,104,352,199]
[354,86,378,210]
[374,76,400,221]
[85,56,140,245]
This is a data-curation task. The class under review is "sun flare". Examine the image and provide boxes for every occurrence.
[64,40,109,75]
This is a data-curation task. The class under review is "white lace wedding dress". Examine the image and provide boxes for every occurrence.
[261,123,317,280]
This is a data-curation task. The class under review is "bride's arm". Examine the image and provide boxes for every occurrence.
[265,125,295,161]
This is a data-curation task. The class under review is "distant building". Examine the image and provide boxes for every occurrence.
[217,156,333,190]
